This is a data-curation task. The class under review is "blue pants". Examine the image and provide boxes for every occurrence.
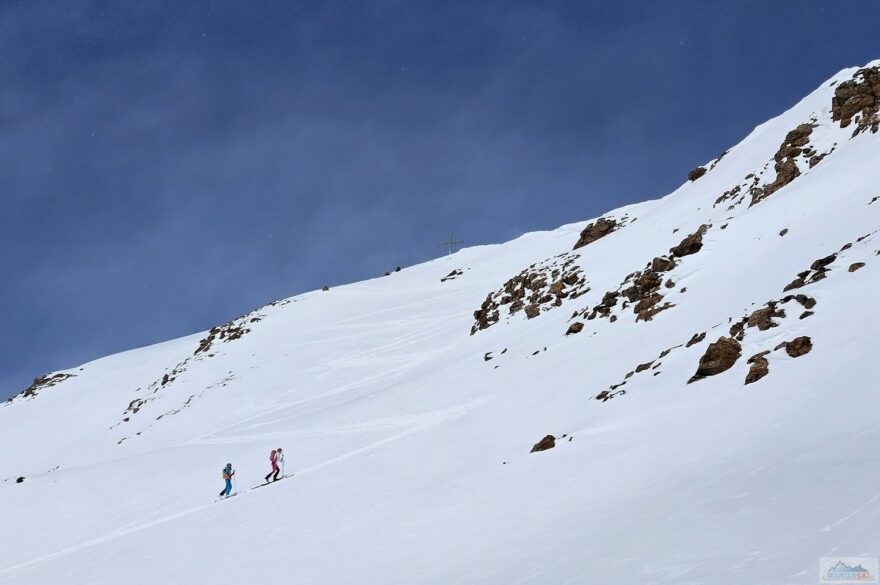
[221,479,232,496]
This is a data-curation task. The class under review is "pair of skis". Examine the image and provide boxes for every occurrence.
[216,474,293,501]
[252,474,293,490]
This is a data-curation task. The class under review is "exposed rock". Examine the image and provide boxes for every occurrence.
[573,218,619,250]
[686,332,706,347]
[125,398,146,415]
[799,311,814,319]
[441,269,464,282]
[779,228,789,237]
[729,317,747,341]
[196,319,251,355]
[651,256,676,272]
[566,322,584,335]
[669,225,709,257]
[688,337,742,383]
[472,252,589,334]
[832,66,880,135]
[783,254,837,291]
[16,477,25,484]
[751,123,816,205]
[745,353,770,385]
[785,336,813,358]
[849,262,866,272]
[322,286,330,291]
[747,303,786,331]
[688,166,708,181]
[530,435,556,453]
[483,352,493,362]
[9,373,76,402]
[635,361,654,373]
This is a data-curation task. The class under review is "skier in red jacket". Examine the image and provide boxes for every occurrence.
[265,448,283,482]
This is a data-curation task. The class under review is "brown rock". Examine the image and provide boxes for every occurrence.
[566,322,584,335]
[849,262,866,272]
[686,332,706,347]
[635,361,654,373]
[573,218,619,250]
[651,256,676,272]
[669,225,709,258]
[688,166,708,181]
[688,337,742,383]
[530,435,556,453]
[745,355,769,385]
[747,303,786,331]
[524,304,540,319]
[751,123,816,205]
[832,66,880,134]
[785,336,812,358]
[779,228,788,237]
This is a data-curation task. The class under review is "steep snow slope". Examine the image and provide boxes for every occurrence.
[2,61,880,585]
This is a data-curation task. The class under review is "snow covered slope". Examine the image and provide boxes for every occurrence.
[2,61,880,585]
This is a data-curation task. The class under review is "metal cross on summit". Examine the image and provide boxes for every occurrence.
[440,232,463,256]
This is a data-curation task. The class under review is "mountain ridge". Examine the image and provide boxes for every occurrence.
[2,60,880,584]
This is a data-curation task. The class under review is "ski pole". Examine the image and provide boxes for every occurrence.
[233,473,237,495]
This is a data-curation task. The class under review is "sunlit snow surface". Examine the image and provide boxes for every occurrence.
[2,61,880,584]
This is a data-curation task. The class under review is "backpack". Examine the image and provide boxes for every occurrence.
[270,450,277,463]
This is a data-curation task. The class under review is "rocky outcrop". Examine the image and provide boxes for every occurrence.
[472,253,589,334]
[669,225,709,257]
[530,435,556,453]
[849,262,865,272]
[573,218,619,250]
[196,320,252,355]
[783,253,837,291]
[8,373,76,402]
[745,352,770,385]
[578,225,709,324]
[751,123,816,206]
[441,269,464,282]
[784,336,813,358]
[688,166,708,181]
[565,322,584,335]
[686,332,706,347]
[832,66,880,136]
[688,337,742,383]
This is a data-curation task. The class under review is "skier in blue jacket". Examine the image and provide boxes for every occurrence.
[219,463,235,497]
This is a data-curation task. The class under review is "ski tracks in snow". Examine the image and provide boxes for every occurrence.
[0,398,488,582]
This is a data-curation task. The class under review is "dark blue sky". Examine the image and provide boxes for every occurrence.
[2,1,878,400]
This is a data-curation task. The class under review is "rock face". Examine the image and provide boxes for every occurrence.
[751,123,816,205]
[472,253,589,334]
[196,319,252,355]
[686,332,706,347]
[688,166,708,181]
[530,435,556,453]
[745,353,770,385]
[783,253,837,291]
[669,225,709,257]
[688,337,742,383]
[565,322,584,335]
[8,373,76,403]
[573,218,619,250]
[832,66,880,135]
[785,336,813,358]
[746,303,786,331]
